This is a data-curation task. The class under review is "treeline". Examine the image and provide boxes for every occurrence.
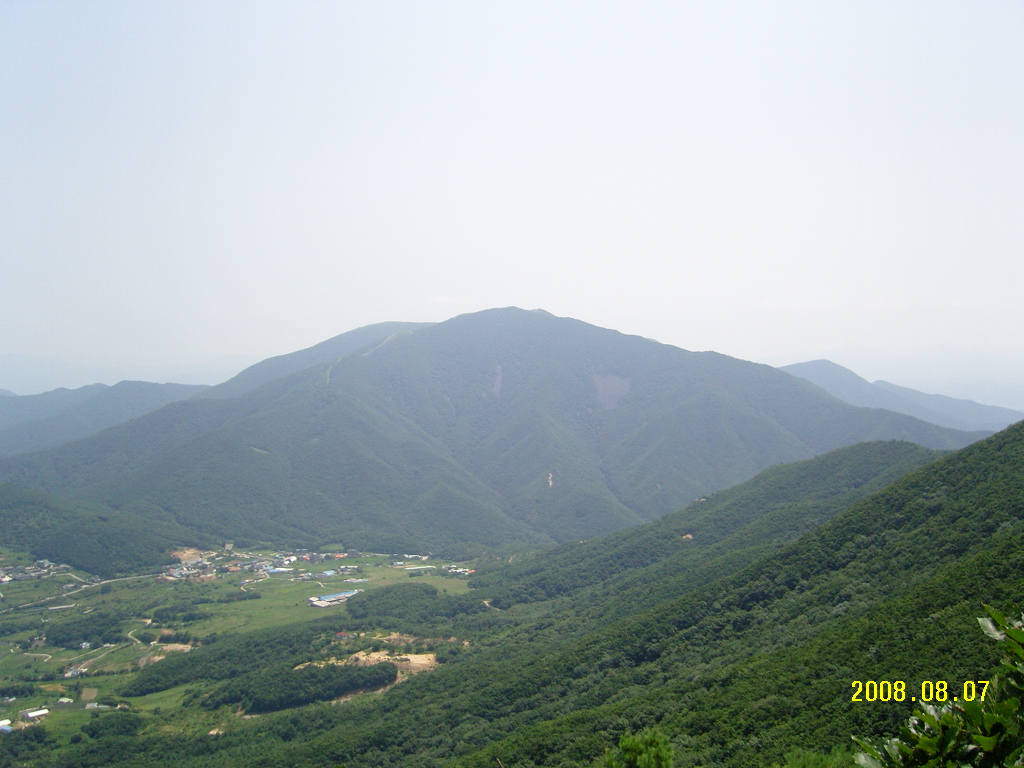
[121,620,344,696]
[0,683,34,697]
[469,441,940,609]
[344,582,487,633]
[105,424,1024,768]
[45,611,124,649]
[199,661,397,713]
[216,591,261,603]
[151,603,208,624]
[0,483,187,578]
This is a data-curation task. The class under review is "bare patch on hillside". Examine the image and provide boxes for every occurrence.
[595,374,630,409]
[350,650,438,676]
[158,643,193,653]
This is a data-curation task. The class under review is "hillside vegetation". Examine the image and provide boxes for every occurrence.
[32,420,1014,768]
[1,428,1018,767]
[0,309,984,557]
[0,381,207,457]
[0,483,189,577]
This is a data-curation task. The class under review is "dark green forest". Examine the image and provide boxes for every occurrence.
[0,423,1020,768]
[0,310,1018,767]
[0,309,984,558]
[0,483,187,577]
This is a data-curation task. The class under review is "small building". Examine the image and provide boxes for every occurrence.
[22,709,49,721]
[308,589,361,607]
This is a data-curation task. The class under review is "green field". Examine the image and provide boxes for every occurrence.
[0,548,472,735]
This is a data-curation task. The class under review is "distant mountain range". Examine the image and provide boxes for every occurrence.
[0,308,987,557]
[0,381,208,457]
[0,352,257,395]
[780,359,1023,432]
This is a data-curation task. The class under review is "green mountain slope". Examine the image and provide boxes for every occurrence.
[256,421,1024,768]
[0,309,986,555]
[198,320,432,400]
[470,440,941,611]
[71,423,1024,768]
[0,380,208,457]
[0,483,191,577]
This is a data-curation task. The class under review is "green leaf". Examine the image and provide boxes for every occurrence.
[975,734,999,751]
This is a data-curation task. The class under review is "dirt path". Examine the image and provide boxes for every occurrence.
[77,645,119,671]
[0,574,154,615]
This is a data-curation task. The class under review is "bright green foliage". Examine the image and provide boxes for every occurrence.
[773,748,855,768]
[603,728,673,768]
[854,604,1024,768]
[199,661,398,713]
[3,424,1022,768]
[0,482,185,576]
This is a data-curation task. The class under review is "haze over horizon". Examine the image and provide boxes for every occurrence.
[3,3,1022,406]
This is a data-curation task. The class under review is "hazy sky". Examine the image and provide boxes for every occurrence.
[2,3,1022,404]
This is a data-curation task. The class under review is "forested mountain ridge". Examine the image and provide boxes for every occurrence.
[0,308,985,556]
[781,359,1023,432]
[43,416,1024,768]
[0,381,209,457]
[258,420,1024,768]
[197,320,431,400]
[0,483,191,576]
[468,440,942,611]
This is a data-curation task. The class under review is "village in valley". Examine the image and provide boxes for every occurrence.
[0,544,476,736]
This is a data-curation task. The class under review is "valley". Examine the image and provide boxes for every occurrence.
[0,310,1019,768]
[8,3,1020,765]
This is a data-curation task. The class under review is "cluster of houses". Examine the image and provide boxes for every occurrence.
[0,560,73,583]
[162,555,216,580]
[160,548,365,582]
[440,565,475,575]
[1,699,115,732]
[229,549,361,575]
[389,554,431,566]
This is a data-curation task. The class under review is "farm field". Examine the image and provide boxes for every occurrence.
[0,547,473,734]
